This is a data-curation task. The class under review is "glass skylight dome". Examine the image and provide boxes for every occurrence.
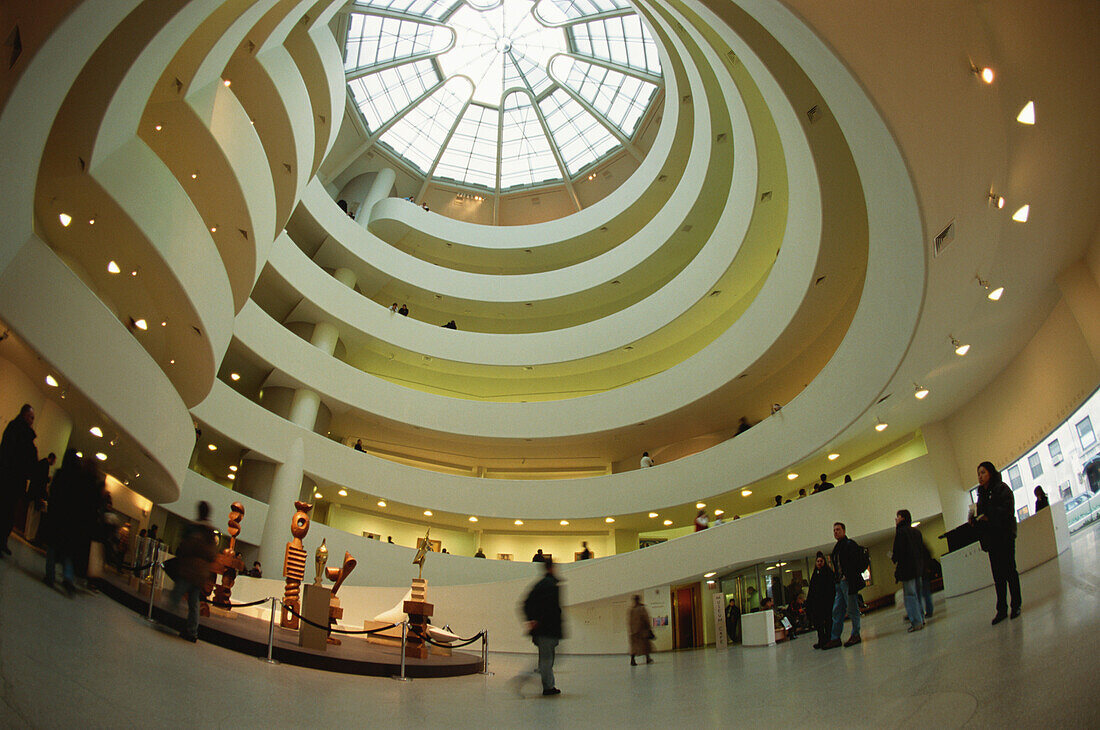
[344,0,663,192]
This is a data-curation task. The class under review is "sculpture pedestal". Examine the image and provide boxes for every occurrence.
[300,584,332,651]
[403,578,432,659]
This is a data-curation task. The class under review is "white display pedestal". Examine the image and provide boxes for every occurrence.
[741,610,775,647]
[941,503,1070,598]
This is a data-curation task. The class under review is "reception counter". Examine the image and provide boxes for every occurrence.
[941,503,1070,598]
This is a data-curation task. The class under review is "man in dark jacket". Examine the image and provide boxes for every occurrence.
[971,461,1021,624]
[0,404,38,555]
[522,558,563,696]
[822,522,866,649]
[892,509,925,632]
[25,452,55,543]
[170,501,217,642]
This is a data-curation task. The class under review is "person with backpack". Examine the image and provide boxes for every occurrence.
[822,521,867,649]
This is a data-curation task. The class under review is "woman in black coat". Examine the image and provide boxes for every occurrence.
[970,461,1022,624]
[806,553,834,648]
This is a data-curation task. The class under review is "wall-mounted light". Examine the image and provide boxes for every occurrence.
[207,444,217,451]
[154,124,163,131]
[951,336,970,356]
[131,318,148,331]
[227,474,236,481]
[222,79,231,87]
[107,261,121,274]
[315,493,323,500]
[230,373,241,381]
[704,571,717,578]
[95,452,107,461]
[971,64,995,84]
[988,192,1005,209]
[914,384,930,400]
[714,509,724,516]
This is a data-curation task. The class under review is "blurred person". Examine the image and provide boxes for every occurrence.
[807,553,834,648]
[169,501,217,642]
[970,461,1021,624]
[639,452,653,468]
[0,404,38,556]
[918,540,938,619]
[249,561,262,578]
[354,439,366,452]
[578,541,592,560]
[773,495,783,508]
[1033,486,1049,512]
[521,558,564,696]
[822,522,868,649]
[892,509,925,633]
[797,488,807,499]
[816,474,835,492]
[532,548,545,562]
[694,509,709,531]
[41,449,85,595]
[474,547,486,558]
[25,452,55,543]
[843,475,852,484]
[628,595,655,665]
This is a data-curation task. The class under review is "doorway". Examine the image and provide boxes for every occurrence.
[671,583,702,649]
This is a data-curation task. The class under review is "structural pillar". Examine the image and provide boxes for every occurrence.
[1056,262,1100,366]
[923,420,970,529]
[258,436,305,572]
[356,167,395,230]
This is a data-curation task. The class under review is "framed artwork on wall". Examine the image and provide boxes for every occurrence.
[497,553,513,561]
[417,537,442,553]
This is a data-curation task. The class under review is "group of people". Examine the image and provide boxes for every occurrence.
[389,302,410,316]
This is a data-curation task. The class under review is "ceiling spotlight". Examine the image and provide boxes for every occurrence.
[58,213,72,227]
[514,519,523,525]
[223,79,231,87]
[88,219,95,225]
[132,318,148,330]
[228,465,237,472]
[605,517,615,523]
[130,270,137,277]
[914,384,930,400]
[160,320,167,327]
[468,516,478,522]
[169,359,175,365]
[45,375,59,387]
[787,473,798,480]
[377,500,386,507]
[827,453,839,461]
[875,420,889,432]
[741,489,752,497]
[648,512,659,518]
[1017,101,1035,125]
[95,452,107,461]
[210,226,218,233]
[190,172,198,180]
[951,336,970,356]
[207,444,217,451]
[971,65,994,84]
[89,426,103,437]
[230,372,241,381]
[988,192,1005,209]
[560,520,569,526]
[1012,204,1030,223]
[227,474,236,481]
[714,509,724,516]
[704,571,717,578]
[663,519,673,526]
[154,124,163,131]
[315,493,323,500]
[976,276,1004,301]
[75,451,82,458]
[696,502,706,509]
[423,510,432,516]
[338,489,348,497]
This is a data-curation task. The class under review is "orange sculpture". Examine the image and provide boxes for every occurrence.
[280,501,312,629]
[323,551,357,645]
[202,502,245,616]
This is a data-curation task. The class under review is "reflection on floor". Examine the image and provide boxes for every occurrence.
[1,525,1098,728]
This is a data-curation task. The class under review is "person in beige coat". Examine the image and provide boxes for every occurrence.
[628,595,655,666]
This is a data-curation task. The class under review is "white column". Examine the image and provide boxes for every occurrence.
[258,437,305,572]
[357,167,396,229]
[333,267,357,289]
[923,420,971,529]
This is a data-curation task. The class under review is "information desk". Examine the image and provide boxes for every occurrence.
[941,503,1069,598]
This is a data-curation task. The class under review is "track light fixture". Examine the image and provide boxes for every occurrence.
[914,384,929,400]
[988,191,1005,209]
[950,336,970,356]
[970,64,994,84]
[976,276,1004,301]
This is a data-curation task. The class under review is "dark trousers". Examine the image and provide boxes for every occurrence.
[814,617,829,646]
[988,545,1021,613]
[0,491,17,549]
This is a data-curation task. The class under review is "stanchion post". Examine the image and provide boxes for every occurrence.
[260,596,279,665]
[479,628,493,676]
[143,542,160,624]
[392,621,411,682]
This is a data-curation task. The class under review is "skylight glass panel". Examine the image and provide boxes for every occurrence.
[499,93,560,188]
[570,15,661,75]
[538,87,618,174]
[351,0,456,21]
[344,14,452,73]
[503,49,554,97]
[378,77,473,173]
[551,55,656,136]
[349,60,439,132]
[433,104,501,188]
[535,0,631,24]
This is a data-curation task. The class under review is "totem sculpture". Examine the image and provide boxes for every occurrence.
[405,527,434,658]
[323,550,357,645]
[203,502,245,615]
[280,500,312,629]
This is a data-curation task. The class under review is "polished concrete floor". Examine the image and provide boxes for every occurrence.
[2,526,1098,729]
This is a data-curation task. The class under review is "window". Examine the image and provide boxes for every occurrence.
[1076,416,1096,450]
[1027,452,1043,478]
[1048,438,1063,465]
[1005,464,1023,490]
[1059,481,1073,501]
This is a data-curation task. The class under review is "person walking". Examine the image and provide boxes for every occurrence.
[628,595,654,665]
[970,461,1022,624]
[892,509,925,633]
[821,522,867,649]
[806,553,834,648]
[521,558,564,696]
[25,452,55,543]
[169,501,217,642]
[41,450,85,594]
[918,539,937,620]
[0,404,38,556]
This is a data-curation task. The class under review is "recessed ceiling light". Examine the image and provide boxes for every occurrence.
[914,385,930,400]
[210,226,218,233]
[663,519,673,526]
[338,489,348,497]
[1016,101,1035,125]
[315,493,323,500]
[875,421,889,432]
[228,465,237,472]
[973,65,994,84]
[514,519,524,525]
[160,321,167,327]
[741,490,752,497]
[696,502,706,509]
[704,571,716,578]
[605,517,615,523]
[227,474,236,480]
[376,500,386,507]
[58,213,72,227]
[207,444,217,451]
[88,219,95,225]
[230,373,240,381]
[828,453,839,461]
[714,509,724,516]
[89,426,102,437]
[190,172,198,179]
[988,286,1004,301]
[222,79,231,87]
[648,512,659,518]
[1012,204,1029,223]
[75,451,82,458]
[133,319,148,330]
[469,516,478,522]
[169,359,175,365]
[154,124,163,131]
[787,473,798,480]
[423,510,432,516]
[107,261,121,276]
[560,520,569,526]
[130,270,137,277]
[45,375,59,387]
[95,452,107,461]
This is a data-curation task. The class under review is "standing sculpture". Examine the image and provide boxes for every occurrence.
[204,502,245,614]
[405,527,434,658]
[280,500,312,629]
[314,538,328,586]
[412,527,431,580]
[323,550,357,645]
